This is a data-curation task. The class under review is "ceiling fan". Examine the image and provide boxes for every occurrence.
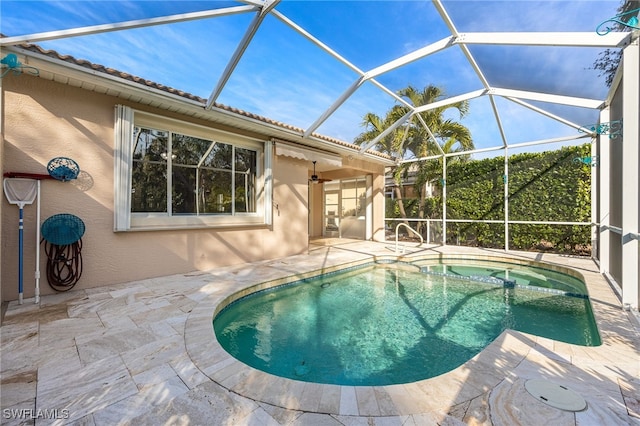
[309,161,332,184]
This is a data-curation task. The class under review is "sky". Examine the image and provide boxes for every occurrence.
[0,0,625,158]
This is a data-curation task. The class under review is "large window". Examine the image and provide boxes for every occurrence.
[115,106,272,230]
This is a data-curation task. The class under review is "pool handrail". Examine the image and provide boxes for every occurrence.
[395,223,423,253]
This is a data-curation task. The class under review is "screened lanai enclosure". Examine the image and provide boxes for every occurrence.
[1,0,639,311]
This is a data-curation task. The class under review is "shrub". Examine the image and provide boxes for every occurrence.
[387,144,592,255]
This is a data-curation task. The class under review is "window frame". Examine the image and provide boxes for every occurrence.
[114,105,273,231]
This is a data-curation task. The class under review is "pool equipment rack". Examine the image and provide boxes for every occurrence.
[3,178,38,304]
[2,157,81,302]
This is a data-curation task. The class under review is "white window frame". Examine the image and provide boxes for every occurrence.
[114,105,273,231]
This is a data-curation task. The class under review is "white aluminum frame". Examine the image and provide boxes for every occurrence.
[2,0,638,310]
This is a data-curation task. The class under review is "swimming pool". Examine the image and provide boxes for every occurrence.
[213,259,600,386]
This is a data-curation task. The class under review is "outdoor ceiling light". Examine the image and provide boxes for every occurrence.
[309,161,331,184]
[597,7,640,35]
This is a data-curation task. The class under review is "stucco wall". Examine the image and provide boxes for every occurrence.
[309,183,323,238]
[1,75,309,302]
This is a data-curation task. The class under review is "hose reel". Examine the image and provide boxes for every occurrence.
[41,213,85,291]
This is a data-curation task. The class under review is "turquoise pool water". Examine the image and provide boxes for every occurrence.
[214,262,600,386]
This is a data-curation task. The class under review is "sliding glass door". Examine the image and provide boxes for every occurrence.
[322,177,369,239]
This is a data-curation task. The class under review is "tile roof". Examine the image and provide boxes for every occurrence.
[15,41,392,161]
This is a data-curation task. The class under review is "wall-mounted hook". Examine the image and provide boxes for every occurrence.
[597,7,640,35]
[573,156,598,167]
[578,120,622,139]
[1,53,40,78]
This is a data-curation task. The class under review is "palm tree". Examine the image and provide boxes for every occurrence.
[354,84,474,235]
[354,109,413,219]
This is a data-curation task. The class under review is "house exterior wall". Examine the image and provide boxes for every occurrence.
[371,172,386,242]
[1,75,314,302]
[0,105,4,307]
[309,183,323,238]
[307,156,387,240]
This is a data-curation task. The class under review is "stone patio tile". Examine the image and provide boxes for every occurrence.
[91,375,189,425]
[0,322,39,375]
[0,399,37,426]
[576,393,635,425]
[119,334,186,376]
[355,386,380,416]
[95,313,137,330]
[38,290,89,307]
[91,300,150,322]
[318,384,341,414]
[147,319,180,338]
[76,328,157,364]
[242,406,282,426]
[258,401,304,424]
[339,386,359,416]
[38,317,105,349]
[131,363,177,388]
[36,346,83,383]
[373,386,399,417]
[36,355,138,424]
[199,351,236,378]
[461,391,492,425]
[108,284,150,299]
[619,377,640,419]
[0,370,37,407]
[379,384,423,415]
[123,381,260,426]
[67,294,122,319]
[169,352,210,389]
[410,411,466,425]
[292,413,343,425]
[3,302,69,326]
[232,369,274,402]
[213,359,247,385]
[298,382,324,413]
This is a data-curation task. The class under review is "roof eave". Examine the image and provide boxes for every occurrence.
[8,45,395,166]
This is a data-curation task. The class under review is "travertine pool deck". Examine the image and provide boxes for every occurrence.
[1,241,639,425]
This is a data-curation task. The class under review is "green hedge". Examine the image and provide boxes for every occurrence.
[387,144,592,255]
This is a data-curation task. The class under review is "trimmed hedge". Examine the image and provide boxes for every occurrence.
[387,144,592,255]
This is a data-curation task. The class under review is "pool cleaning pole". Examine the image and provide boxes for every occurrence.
[35,180,41,304]
[18,201,25,304]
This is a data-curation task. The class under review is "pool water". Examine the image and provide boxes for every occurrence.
[214,264,600,386]
[417,259,588,295]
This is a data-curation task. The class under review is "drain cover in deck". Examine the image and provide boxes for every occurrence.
[524,379,587,412]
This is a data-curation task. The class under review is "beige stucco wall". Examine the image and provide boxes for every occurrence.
[371,172,386,241]
[1,73,388,302]
[309,183,323,238]
[1,75,313,302]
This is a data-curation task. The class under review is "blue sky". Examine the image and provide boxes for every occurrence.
[1,0,624,157]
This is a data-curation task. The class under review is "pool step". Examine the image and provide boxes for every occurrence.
[418,269,588,299]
